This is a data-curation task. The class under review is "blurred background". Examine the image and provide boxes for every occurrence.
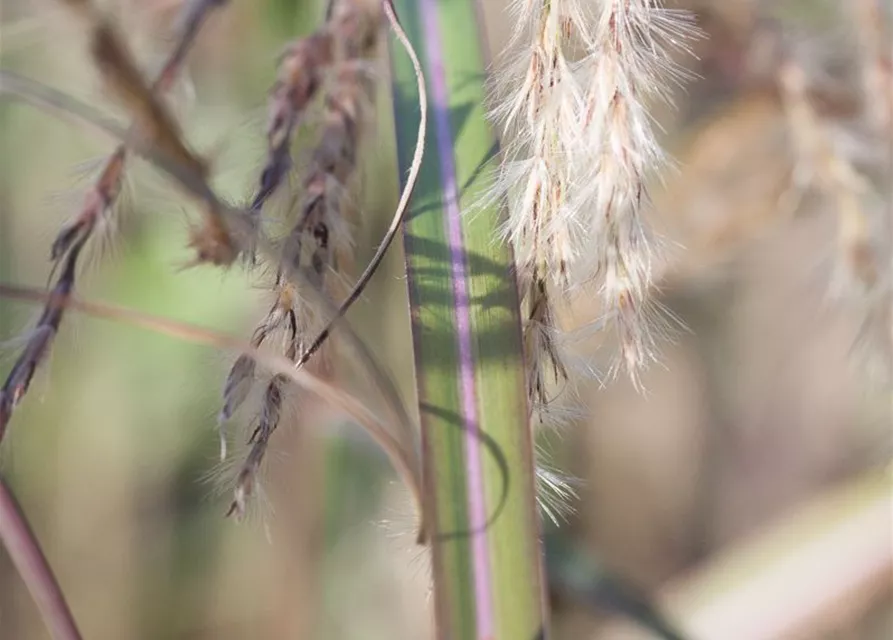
[0,0,891,638]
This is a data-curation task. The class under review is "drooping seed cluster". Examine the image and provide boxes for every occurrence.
[490,0,696,410]
[218,0,378,518]
[72,0,238,265]
[250,0,377,227]
[575,1,694,380]
[0,0,227,441]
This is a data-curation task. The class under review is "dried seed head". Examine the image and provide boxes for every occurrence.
[572,0,696,381]
[217,353,257,459]
[2,326,56,409]
[90,20,209,181]
[226,439,267,520]
[187,213,240,266]
[490,0,697,403]
[250,0,378,224]
[60,1,236,267]
[0,242,83,437]
[226,373,289,519]
[220,0,383,517]
[0,0,225,443]
[51,149,127,262]
[522,277,569,419]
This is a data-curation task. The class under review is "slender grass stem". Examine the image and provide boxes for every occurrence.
[0,476,82,640]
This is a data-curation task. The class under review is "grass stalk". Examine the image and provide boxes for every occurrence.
[388,0,547,637]
[0,475,82,640]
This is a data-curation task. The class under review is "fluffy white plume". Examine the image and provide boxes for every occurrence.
[489,0,697,397]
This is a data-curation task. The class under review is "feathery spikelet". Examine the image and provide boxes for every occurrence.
[248,0,378,256]
[489,0,696,408]
[0,247,75,443]
[66,0,239,265]
[574,1,695,382]
[218,0,379,515]
[226,372,288,519]
[490,0,586,418]
[491,0,584,286]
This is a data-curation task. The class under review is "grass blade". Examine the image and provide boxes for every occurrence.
[388,0,546,637]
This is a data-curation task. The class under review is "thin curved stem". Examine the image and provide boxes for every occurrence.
[0,281,426,539]
[0,475,83,640]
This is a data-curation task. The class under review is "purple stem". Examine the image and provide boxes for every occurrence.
[417,0,494,636]
[0,475,82,640]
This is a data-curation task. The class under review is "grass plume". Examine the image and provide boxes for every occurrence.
[489,0,697,405]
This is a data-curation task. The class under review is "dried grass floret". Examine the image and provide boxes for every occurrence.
[489,0,698,407]
[216,0,433,524]
[248,0,378,239]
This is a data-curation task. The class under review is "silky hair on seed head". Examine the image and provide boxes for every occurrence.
[487,0,699,405]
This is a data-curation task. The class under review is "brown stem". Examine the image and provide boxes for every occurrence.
[0,475,83,640]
